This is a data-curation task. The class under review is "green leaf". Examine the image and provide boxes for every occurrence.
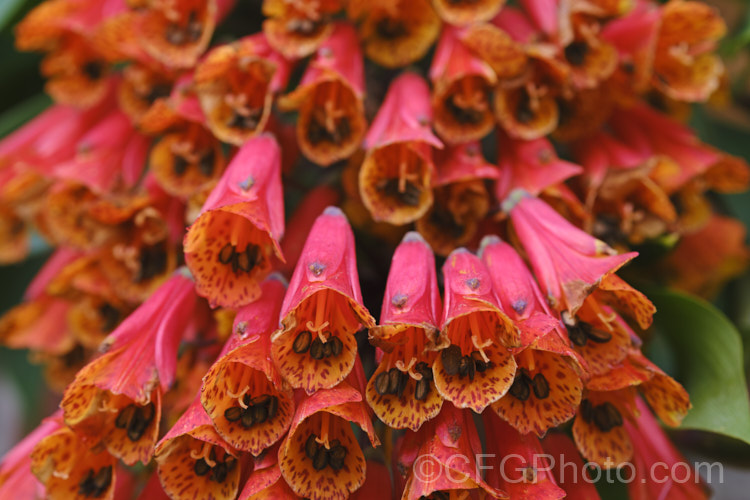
[0,0,25,33]
[649,288,750,445]
[0,92,50,138]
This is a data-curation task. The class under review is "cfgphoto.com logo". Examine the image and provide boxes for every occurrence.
[411,453,723,486]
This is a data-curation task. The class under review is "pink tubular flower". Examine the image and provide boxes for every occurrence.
[625,397,708,500]
[184,134,285,308]
[480,236,585,436]
[541,433,602,500]
[433,248,518,413]
[201,277,295,456]
[0,413,59,499]
[60,270,200,465]
[271,207,375,394]
[396,404,506,499]
[504,191,637,314]
[359,72,443,225]
[155,397,242,500]
[484,412,566,499]
[366,232,444,431]
[278,23,366,166]
[429,25,497,144]
[238,451,297,499]
[495,133,583,201]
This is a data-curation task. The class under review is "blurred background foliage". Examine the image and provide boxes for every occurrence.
[1,0,750,497]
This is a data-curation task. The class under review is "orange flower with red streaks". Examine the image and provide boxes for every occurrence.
[155,397,242,500]
[131,0,218,68]
[184,135,285,308]
[433,249,518,413]
[396,404,506,499]
[416,142,498,256]
[30,414,117,500]
[432,0,505,26]
[278,23,366,166]
[366,232,444,431]
[271,207,375,393]
[483,412,566,499]
[349,0,441,69]
[429,25,497,144]
[195,33,290,145]
[359,73,443,225]
[262,0,342,58]
[481,237,585,436]
[118,63,178,128]
[201,277,295,455]
[61,271,200,465]
[278,379,380,500]
[652,0,726,102]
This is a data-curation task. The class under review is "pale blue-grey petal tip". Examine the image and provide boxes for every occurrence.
[402,231,427,244]
[478,235,503,257]
[323,205,345,217]
[500,188,530,214]
[267,272,289,288]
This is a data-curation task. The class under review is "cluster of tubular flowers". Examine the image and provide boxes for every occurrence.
[0,0,746,499]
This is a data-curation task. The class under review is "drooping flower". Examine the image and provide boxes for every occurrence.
[359,72,443,225]
[433,248,518,413]
[484,412,566,499]
[625,397,708,500]
[348,0,441,69]
[481,236,585,436]
[429,25,497,144]
[30,413,117,500]
[504,191,637,314]
[271,207,375,393]
[60,271,200,465]
[262,0,342,58]
[495,133,582,201]
[366,232,444,431]
[416,142,499,256]
[0,412,58,499]
[652,0,726,102]
[573,348,691,467]
[237,449,298,499]
[277,377,380,500]
[194,33,290,145]
[149,121,226,199]
[395,404,506,499]
[541,433,602,500]
[431,0,505,26]
[201,277,295,455]
[278,23,366,166]
[128,0,220,69]
[184,134,285,308]
[155,397,242,500]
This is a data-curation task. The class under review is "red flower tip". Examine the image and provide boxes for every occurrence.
[184,134,285,308]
